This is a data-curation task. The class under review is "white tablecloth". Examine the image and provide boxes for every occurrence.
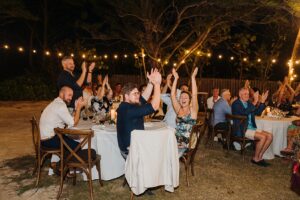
[50,120,125,181]
[125,125,179,195]
[256,116,299,160]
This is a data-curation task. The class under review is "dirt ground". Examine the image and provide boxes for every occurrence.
[0,101,299,200]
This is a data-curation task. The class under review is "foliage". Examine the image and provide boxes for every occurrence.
[0,74,56,100]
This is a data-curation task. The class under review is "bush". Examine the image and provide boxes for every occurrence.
[0,74,57,100]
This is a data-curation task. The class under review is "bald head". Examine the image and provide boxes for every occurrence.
[59,86,73,105]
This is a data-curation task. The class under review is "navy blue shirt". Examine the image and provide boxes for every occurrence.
[116,97,155,153]
[57,70,83,108]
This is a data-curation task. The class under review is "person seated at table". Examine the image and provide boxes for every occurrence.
[281,120,300,155]
[212,89,236,132]
[39,86,86,169]
[113,82,123,102]
[232,87,273,167]
[171,67,199,157]
[91,75,113,115]
[117,68,162,159]
[207,87,221,109]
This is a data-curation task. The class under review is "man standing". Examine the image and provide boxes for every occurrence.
[39,86,86,150]
[207,87,221,109]
[57,56,95,108]
[232,88,273,167]
[117,69,162,158]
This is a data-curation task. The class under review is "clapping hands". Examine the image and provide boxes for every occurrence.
[261,90,269,103]
[147,68,162,85]
[172,68,179,80]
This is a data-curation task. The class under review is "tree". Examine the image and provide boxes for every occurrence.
[76,0,289,80]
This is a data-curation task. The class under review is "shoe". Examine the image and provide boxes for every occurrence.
[251,159,266,167]
[280,150,294,156]
[259,159,271,167]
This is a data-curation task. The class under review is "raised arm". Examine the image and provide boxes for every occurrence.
[171,68,181,113]
[191,67,199,118]
[86,62,95,84]
[162,73,172,94]
[149,70,162,110]
[142,69,156,101]
[73,97,86,126]
[286,83,295,103]
[97,75,108,100]
[76,61,87,87]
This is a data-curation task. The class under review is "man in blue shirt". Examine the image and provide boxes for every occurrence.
[117,69,162,158]
[232,87,273,167]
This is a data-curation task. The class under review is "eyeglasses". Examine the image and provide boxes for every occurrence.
[130,91,140,96]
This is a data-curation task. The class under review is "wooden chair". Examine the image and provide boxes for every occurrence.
[180,122,205,186]
[30,116,61,187]
[225,114,253,160]
[54,128,103,200]
[206,109,231,149]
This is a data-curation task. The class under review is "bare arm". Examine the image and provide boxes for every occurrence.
[97,75,107,100]
[76,62,87,87]
[191,67,199,119]
[73,97,86,126]
[86,62,95,84]
[162,74,172,94]
[142,68,157,100]
[286,83,295,103]
[171,68,181,113]
[148,70,162,110]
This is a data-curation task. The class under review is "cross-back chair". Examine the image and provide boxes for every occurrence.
[30,115,61,187]
[180,122,205,186]
[54,127,103,200]
[226,114,253,160]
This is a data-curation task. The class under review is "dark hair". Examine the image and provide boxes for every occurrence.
[180,91,192,100]
[122,82,138,96]
[179,83,188,89]
[139,84,147,92]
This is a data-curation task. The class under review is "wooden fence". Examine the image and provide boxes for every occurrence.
[109,74,299,97]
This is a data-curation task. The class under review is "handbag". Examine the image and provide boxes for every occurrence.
[291,162,300,196]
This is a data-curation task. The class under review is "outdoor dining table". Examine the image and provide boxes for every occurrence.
[50,119,178,183]
[125,122,179,195]
[255,116,300,160]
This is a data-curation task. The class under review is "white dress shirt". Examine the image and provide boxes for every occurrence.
[39,97,74,140]
[207,96,221,109]
[160,89,181,128]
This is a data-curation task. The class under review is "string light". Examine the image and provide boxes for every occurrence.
[185,50,190,54]
[257,58,261,63]
[18,47,24,52]
[196,51,201,55]
[104,54,108,59]
[296,60,300,65]
[173,62,177,66]
[93,55,97,59]
[58,52,63,57]
[32,49,37,53]
[157,58,161,62]
[134,53,138,59]
[181,60,185,64]
[114,54,118,59]
[271,59,276,63]
[243,57,247,62]
[164,60,169,65]
[124,54,128,58]
[70,53,74,57]
[230,56,234,61]
[4,44,9,49]
[141,53,146,58]
[207,53,212,57]
[45,51,50,56]
[218,54,223,59]
[82,54,86,59]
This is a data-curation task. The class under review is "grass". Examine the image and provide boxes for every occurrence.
[0,143,299,200]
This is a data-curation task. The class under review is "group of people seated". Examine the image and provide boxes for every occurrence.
[39,55,300,172]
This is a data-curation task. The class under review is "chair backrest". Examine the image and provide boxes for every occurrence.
[30,115,40,157]
[225,114,247,137]
[54,128,94,166]
[188,123,205,162]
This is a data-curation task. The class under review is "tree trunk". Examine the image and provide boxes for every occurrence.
[289,27,300,80]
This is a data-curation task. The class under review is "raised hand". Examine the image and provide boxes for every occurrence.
[261,90,269,103]
[166,73,172,88]
[191,67,198,78]
[75,97,86,110]
[244,80,250,89]
[172,68,179,80]
[253,91,259,102]
[81,61,87,72]
[103,75,108,85]
[88,62,96,72]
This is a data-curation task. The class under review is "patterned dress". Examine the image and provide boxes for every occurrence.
[175,114,197,151]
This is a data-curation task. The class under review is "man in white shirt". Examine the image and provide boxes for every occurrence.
[39,86,86,150]
[207,87,221,109]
